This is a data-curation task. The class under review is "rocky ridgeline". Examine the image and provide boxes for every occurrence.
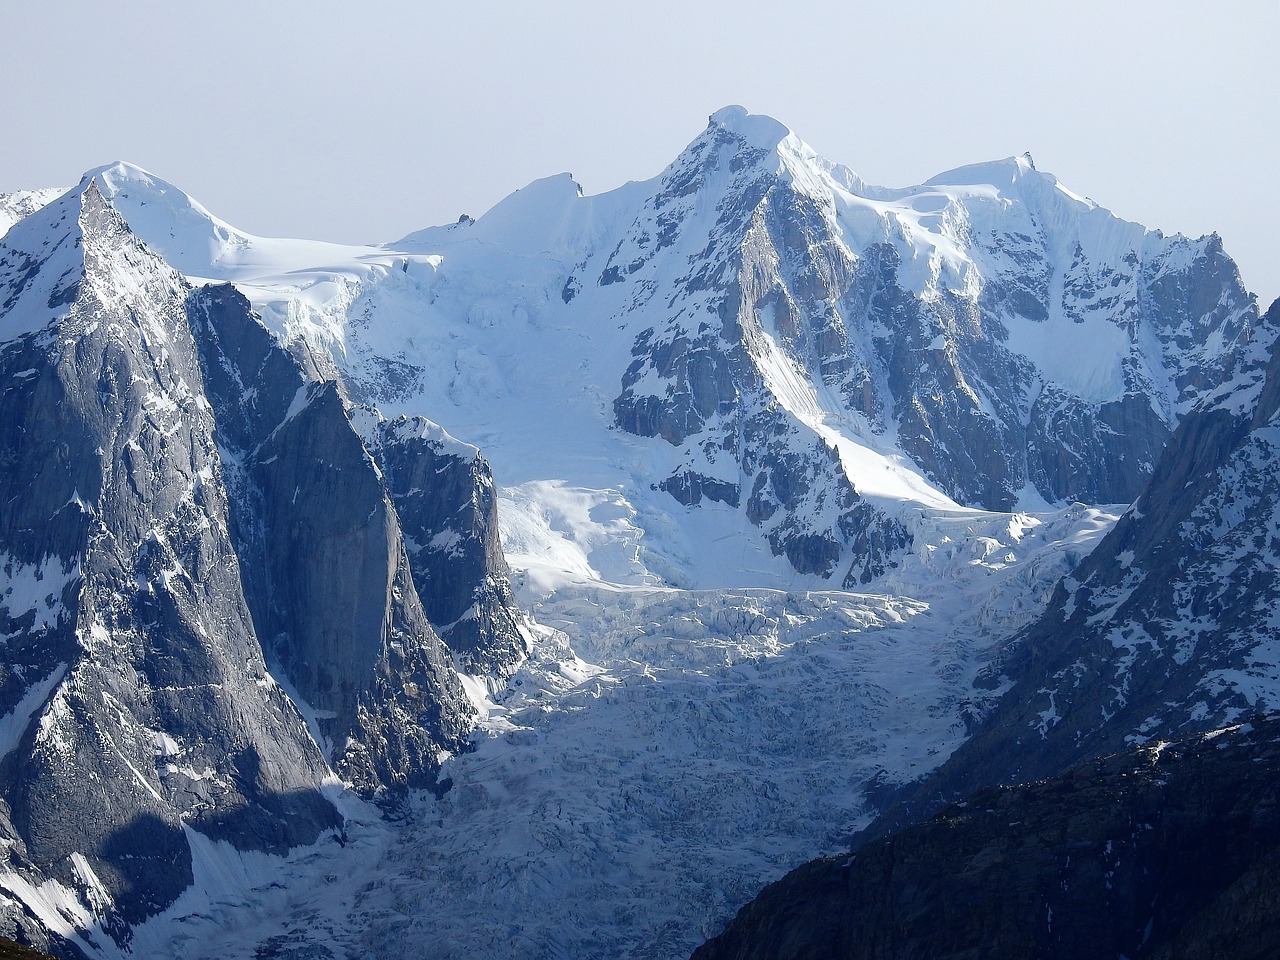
[600,110,1254,581]
[693,715,1280,960]
[0,182,525,949]
[368,415,527,679]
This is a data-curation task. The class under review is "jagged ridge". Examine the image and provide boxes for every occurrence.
[0,178,526,947]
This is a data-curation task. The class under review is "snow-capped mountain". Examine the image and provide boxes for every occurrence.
[0,107,1270,959]
[0,181,525,953]
[72,106,1254,593]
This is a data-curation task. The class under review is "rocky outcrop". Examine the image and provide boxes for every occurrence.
[871,299,1280,819]
[369,416,527,678]
[0,184,340,944]
[249,381,475,792]
[0,178,527,945]
[192,279,527,789]
[693,716,1280,960]
[608,118,918,582]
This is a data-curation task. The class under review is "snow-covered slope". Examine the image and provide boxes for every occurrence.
[0,188,62,239]
[74,107,1254,592]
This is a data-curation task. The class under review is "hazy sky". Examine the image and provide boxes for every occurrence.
[4,2,1277,303]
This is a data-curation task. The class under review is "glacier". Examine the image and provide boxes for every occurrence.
[107,506,1116,960]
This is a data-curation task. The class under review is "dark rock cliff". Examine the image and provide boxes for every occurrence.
[249,380,475,792]
[693,716,1280,960]
[370,416,527,678]
[0,179,526,944]
[0,185,340,945]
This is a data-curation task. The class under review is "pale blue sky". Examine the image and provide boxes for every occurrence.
[4,1,1277,303]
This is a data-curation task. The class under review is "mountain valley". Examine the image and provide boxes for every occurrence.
[0,107,1273,959]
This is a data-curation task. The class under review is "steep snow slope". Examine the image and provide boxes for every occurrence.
[0,189,62,239]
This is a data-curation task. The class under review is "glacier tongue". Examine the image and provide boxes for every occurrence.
[118,504,1115,960]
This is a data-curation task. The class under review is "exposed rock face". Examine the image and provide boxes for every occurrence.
[0,184,339,943]
[873,299,1280,817]
[693,716,1280,960]
[0,180,525,943]
[249,380,475,792]
[191,283,514,791]
[369,416,527,678]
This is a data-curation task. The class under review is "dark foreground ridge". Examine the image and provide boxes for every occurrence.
[693,715,1280,960]
[0,937,56,960]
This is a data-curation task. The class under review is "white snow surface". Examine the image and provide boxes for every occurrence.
[0,188,63,239]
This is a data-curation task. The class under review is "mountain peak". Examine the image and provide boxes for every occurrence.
[924,151,1043,191]
[73,159,249,277]
[707,105,792,150]
[80,159,158,188]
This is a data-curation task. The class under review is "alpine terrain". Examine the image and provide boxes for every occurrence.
[0,107,1272,959]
